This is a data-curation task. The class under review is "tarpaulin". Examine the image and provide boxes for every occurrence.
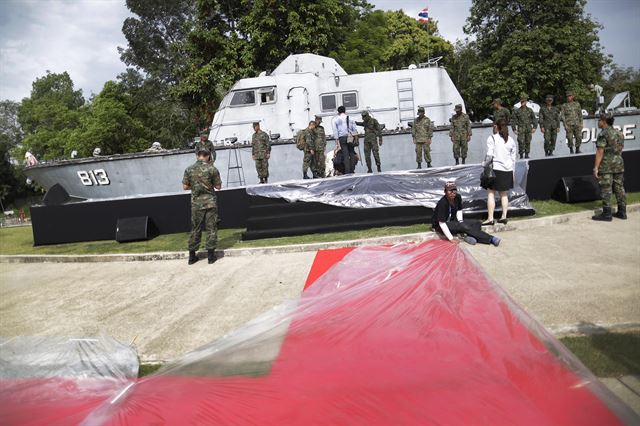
[75,241,634,425]
[246,162,532,211]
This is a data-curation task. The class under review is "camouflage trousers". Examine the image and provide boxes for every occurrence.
[188,207,218,251]
[303,149,315,175]
[415,142,431,164]
[452,138,468,160]
[517,131,532,155]
[598,172,626,209]
[254,158,269,179]
[313,144,327,178]
[543,128,558,153]
[565,124,582,149]
[364,139,380,170]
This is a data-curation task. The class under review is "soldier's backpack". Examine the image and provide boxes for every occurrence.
[295,130,306,151]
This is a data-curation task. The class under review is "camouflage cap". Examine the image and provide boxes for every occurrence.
[598,112,613,120]
[314,115,322,120]
[200,131,209,137]
[361,110,369,116]
[545,95,554,101]
[252,121,260,126]
[454,104,462,110]
[197,147,211,155]
[417,106,425,113]
[566,91,574,97]
[520,95,528,102]
[492,98,502,105]
[444,181,457,191]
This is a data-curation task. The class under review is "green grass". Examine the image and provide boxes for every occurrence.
[560,332,640,377]
[1,193,637,255]
[138,363,163,377]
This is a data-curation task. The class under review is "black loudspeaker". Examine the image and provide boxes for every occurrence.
[552,175,601,203]
[42,183,70,206]
[115,216,158,242]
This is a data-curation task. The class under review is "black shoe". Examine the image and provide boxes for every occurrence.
[455,158,459,165]
[264,177,268,183]
[497,218,508,225]
[576,148,581,154]
[592,207,612,222]
[367,168,373,173]
[481,219,495,226]
[524,153,529,159]
[427,162,432,168]
[259,178,264,184]
[569,147,574,154]
[462,158,466,165]
[303,174,310,179]
[613,205,627,220]
[519,153,523,159]
[417,163,422,169]
[188,250,198,265]
[377,165,381,172]
[207,250,217,264]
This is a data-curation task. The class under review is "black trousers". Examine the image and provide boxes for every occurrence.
[338,136,357,174]
[444,220,494,245]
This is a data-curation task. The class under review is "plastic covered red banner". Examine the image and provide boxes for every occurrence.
[2,241,637,425]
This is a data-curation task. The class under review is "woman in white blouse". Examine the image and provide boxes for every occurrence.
[482,119,517,225]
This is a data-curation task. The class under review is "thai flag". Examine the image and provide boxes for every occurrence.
[418,7,429,23]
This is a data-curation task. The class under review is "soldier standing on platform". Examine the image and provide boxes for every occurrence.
[512,96,537,159]
[560,91,584,154]
[539,95,561,156]
[356,111,383,173]
[449,104,472,165]
[592,113,626,221]
[492,98,511,127]
[412,107,434,168]
[182,148,222,265]
[314,115,327,178]
[302,121,317,179]
[194,130,216,162]
[251,122,271,184]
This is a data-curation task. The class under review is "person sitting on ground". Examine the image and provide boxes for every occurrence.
[432,181,501,246]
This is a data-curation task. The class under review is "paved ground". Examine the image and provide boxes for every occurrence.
[0,252,316,361]
[465,211,640,334]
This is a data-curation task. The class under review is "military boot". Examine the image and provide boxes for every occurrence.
[462,158,466,165]
[525,153,530,159]
[592,207,612,222]
[417,163,422,169]
[613,205,627,220]
[208,250,217,264]
[427,162,432,168]
[455,158,459,165]
[377,164,381,172]
[576,147,581,154]
[264,177,268,183]
[259,178,264,184]
[569,146,574,154]
[367,167,373,173]
[188,250,199,265]
[303,173,310,179]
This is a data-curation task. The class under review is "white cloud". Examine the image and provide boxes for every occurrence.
[0,0,132,101]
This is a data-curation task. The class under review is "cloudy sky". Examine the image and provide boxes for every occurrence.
[1,0,638,102]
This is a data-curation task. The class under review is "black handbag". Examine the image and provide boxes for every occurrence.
[480,162,496,189]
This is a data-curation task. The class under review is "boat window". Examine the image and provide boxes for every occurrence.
[258,87,276,104]
[230,90,256,106]
[342,92,358,110]
[321,94,337,112]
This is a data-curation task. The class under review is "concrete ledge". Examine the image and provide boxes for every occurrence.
[2,205,637,263]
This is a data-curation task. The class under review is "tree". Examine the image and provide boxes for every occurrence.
[463,0,610,117]
[602,64,640,108]
[18,72,84,160]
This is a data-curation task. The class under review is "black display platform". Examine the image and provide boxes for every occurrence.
[30,150,639,245]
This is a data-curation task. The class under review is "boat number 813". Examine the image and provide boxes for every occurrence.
[77,169,110,186]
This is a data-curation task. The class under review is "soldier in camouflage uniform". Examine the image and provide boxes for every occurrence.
[592,113,626,221]
[538,95,561,156]
[302,121,317,179]
[492,98,511,127]
[355,111,383,173]
[511,96,538,159]
[251,122,271,184]
[411,107,434,168]
[313,115,327,178]
[560,91,584,154]
[194,130,216,162]
[182,148,222,265]
[449,104,472,165]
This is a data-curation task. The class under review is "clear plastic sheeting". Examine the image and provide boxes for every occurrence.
[0,336,138,425]
[246,162,532,211]
[80,242,634,425]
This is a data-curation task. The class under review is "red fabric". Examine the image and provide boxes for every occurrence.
[2,242,626,425]
[303,247,353,290]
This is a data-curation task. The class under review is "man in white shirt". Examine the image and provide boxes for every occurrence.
[332,105,358,174]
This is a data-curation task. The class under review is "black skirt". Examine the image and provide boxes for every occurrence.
[490,170,514,191]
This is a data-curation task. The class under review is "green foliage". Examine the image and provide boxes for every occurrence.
[17,72,84,160]
[602,64,640,109]
[462,0,610,118]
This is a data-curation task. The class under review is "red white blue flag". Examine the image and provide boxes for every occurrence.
[418,7,429,24]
